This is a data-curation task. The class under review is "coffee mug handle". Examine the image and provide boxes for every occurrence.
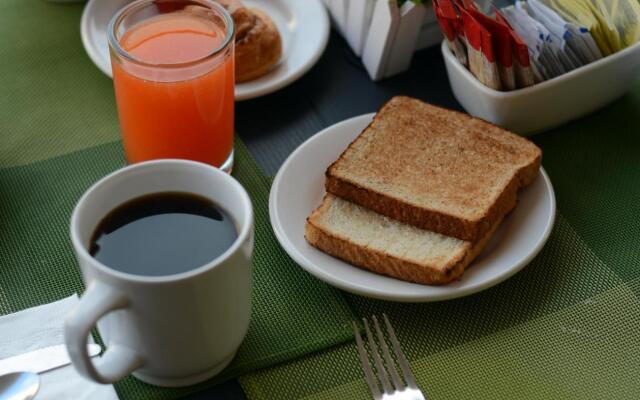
[65,281,144,384]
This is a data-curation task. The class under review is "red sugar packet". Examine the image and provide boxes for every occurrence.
[459,6,501,90]
[468,8,516,90]
[494,8,536,87]
[456,0,478,11]
[433,0,468,66]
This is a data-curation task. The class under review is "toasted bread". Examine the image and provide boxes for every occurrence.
[305,195,501,285]
[325,96,541,241]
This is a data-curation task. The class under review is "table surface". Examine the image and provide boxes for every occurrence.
[4,3,640,399]
[181,29,459,400]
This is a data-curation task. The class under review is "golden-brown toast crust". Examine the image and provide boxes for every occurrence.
[326,96,541,242]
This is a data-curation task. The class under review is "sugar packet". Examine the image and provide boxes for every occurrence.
[589,0,640,50]
[529,0,602,64]
[460,6,502,90]
[494,8,538,87]
[526,0,585,68]
[542,0,615,55]
[433,0,468,66]
[517,1,579,73]
[501,4,568,80]
[469,8,517,90]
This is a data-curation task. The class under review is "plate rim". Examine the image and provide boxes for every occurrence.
[269,113,557,302]
[80,0,330,101]
[235,0,330,101]
[80,0,114,78]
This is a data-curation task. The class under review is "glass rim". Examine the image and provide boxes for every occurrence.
[107,0,235,69]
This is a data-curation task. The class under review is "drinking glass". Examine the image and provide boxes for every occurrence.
[108,0,235,172]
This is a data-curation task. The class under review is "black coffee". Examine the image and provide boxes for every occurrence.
[89,192,237,277]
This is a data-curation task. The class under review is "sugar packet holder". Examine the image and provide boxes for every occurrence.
[435,0,537,91]
[325,0,442,81]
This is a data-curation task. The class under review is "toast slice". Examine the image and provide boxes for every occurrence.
[326,96,541,242]
[305,194,501,285]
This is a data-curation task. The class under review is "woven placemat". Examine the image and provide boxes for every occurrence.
[0,3,358,399]
[243,278,640,399]
[240,214,639,399]
[0,139,355,399]
[239,83,640,399]
[533,88,640,283]
[3,1,640,399]
[0,1,120,168]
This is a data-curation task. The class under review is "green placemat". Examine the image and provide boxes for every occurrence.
[240,215,633,399]
[0,139,355,399]
[243,278,640,400]
[0,0,120,168]
[4,1,640,399]
[240,85,640,399]
[0,2,355,398]
[533,89,640,283]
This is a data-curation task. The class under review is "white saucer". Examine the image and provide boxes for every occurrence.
[80,0,329,101]
[269,114,556,302]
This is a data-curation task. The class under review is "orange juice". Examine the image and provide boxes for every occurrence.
[111,11,234,168]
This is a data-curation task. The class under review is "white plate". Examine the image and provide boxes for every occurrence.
[270,114,556,302]
[80,0,329,101]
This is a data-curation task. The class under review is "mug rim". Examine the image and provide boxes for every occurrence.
[70,159,253,284]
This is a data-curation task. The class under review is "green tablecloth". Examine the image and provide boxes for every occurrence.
[2,1,640,400]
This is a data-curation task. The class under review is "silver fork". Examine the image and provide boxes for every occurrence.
[353,314,426,400]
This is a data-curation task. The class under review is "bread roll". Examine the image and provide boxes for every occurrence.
[234,8,282,82]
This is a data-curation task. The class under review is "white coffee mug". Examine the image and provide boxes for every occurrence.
[65,159,253,387]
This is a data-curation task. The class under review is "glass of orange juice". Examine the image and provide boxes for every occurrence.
[108,0,235,172]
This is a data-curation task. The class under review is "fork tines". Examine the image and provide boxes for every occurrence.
[353,314,424,400]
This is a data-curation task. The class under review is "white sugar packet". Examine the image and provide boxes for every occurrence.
[501,4,563,80]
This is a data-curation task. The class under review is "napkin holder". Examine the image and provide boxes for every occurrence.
[325,0,443,81]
